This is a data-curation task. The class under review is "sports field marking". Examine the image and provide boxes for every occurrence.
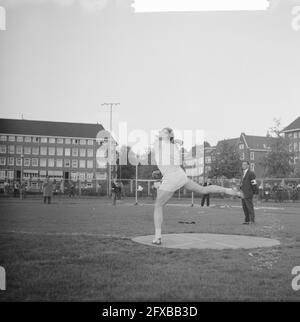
[132,233,281,250]
[0,230,129,240]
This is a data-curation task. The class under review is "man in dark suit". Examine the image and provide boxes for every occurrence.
[240,161,257,225]
[201,180,211,207]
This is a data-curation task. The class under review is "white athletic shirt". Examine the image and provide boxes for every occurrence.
[153,138,183,176]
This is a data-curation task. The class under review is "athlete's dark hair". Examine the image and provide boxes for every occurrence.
[162,127,175,143]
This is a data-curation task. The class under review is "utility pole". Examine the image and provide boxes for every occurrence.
[101,102,120,197]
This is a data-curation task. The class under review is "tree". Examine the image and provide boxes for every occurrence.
[209,140,241,179]
[260,119,294,178]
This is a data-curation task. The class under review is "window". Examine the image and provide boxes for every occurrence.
[250,163,255,171]
[87,172,93,182]
[17,136,23,142]
[16,158,21,166]
[294,132,298,139]
[8,136,15,142]
[40,159,47,167]
[48,159,55,167]
[80,139,86,145]
[8,170,14,179]
[65,138,71,144]
[71,172,78,181]
[56,159,63,167]
[87,149,93,157]
[0,135,7,141]
[57,138,64,144]
[78,172,85,181]
[49,138,56,144]
[24,146,31,154]
[80,148,86,157]
[56,147,63,156]
[72,160,78,168]
[87,139,93,145]
[32,147,39,155]
[41,137,47,143]
[87,160,93,169]
[33,137,39,143]
[64,159,70,167]
[250,152,255,160]
[24,158,30,166]
[0,145,6,153]
[24,136,31,143]
[289,144,293,152]
[294,142,298,152]
[32,158,39,167]
[79,160,86,168]
[8,157,14,166]
[239,144,244,150]
[0,170,5,179]
[65,148,71,156]
[40,146,47,155]
[72,139,79,144]
[72,148,78,157]
[289,133,293,138]
[240,152,245,160]
[49,147,55,156]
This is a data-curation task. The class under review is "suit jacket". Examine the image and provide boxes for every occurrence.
[240,169,257,199]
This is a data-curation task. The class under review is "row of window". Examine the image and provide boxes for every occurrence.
[239,143,268,150]
[289,142,300,153]
[0,170,95,181]
[240,152,255,161]
[0,145,94,157]
[288,131,300,139]
[0,135,95,145]
[0,157,101,169]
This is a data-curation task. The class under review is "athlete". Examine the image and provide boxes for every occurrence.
[152,127,243,245]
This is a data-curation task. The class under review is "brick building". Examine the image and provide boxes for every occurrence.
[0,118,116,191]
[282,116,300,165]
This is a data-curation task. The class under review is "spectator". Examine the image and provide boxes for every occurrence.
[14,181,20,198]
[111,180,118,205]
[201,180,211,207]
[3,180,9,196]
[69,183,75,197]
[43,176,53,204]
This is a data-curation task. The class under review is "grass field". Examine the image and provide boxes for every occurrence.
[0,196,299,301]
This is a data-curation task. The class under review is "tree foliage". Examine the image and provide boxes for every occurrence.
[209,140,241,179]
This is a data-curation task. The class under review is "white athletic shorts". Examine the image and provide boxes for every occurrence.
[159,168,189,192]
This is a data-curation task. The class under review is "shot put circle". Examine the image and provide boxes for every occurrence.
[132,233,280,250]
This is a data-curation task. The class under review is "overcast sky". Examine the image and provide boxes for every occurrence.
[0,0,299,150]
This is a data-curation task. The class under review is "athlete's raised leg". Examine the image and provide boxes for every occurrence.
[184,179,243,198]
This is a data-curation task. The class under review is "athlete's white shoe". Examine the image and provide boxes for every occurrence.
[152,238,162,245]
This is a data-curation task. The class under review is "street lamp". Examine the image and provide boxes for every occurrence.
[101,102,120,197]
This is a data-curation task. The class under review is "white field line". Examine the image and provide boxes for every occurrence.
[0,230,129,239]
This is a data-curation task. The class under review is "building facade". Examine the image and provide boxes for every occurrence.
[0,119,116,191]
[282,116,300,166]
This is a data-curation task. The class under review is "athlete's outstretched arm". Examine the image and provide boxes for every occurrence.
[184,179,243,198]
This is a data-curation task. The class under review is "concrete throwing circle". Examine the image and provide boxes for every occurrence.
[132,233,280,250]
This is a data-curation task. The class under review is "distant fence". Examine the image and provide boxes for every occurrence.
[0,177,300,202]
